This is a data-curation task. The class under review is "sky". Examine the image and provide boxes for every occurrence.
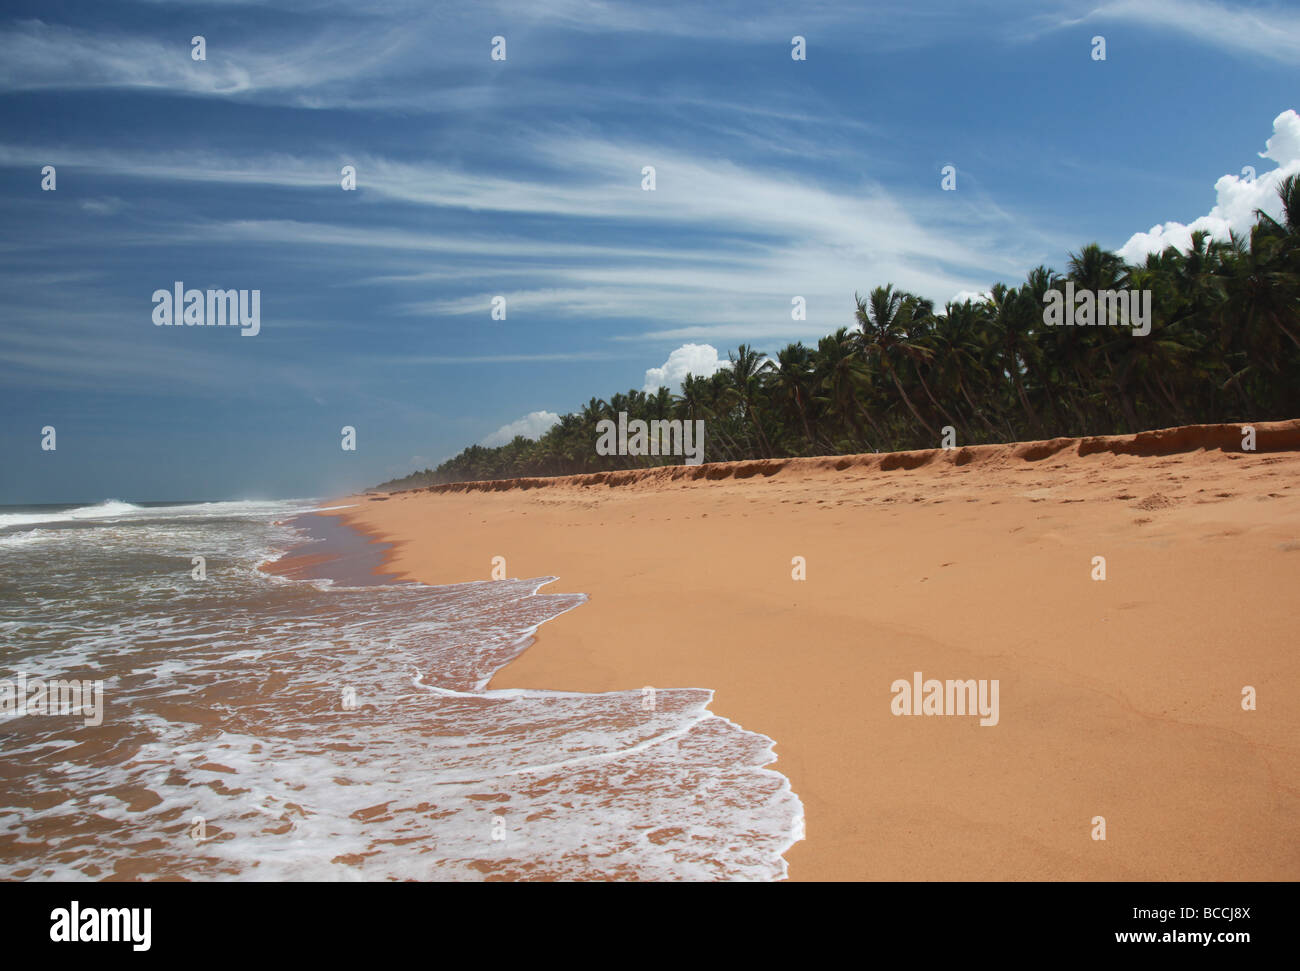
[1,0,1298,503]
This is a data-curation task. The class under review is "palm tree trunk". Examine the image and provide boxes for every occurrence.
[916,367,960,429]
[961,381,997,433]
[888,365,936,437]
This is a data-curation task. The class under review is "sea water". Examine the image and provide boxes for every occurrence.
[0,500,802,880]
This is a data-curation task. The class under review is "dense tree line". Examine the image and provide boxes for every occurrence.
[377,177,1300,490]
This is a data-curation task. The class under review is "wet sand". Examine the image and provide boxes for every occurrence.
[263,507,408,586]
[322,421,1300,881]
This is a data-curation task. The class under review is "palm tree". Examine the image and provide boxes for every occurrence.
[854,285,936,437]
[933,300,997,435]
[813,327,878,450]
[726,344,775,457]
[1254,173,1300,245]
[379,193,1300,489]
[900,296,962,431]
[771,343,818,450]
[1215,226,1300,415]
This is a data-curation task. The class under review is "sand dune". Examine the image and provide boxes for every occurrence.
[331,420,1300,880]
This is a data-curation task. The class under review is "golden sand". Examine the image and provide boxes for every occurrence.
[327,421,1300,880]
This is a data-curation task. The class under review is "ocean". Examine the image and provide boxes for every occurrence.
[0,500,803,880]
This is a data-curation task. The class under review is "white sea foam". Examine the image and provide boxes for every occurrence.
[0,498,334,531]
[0,499,141,528]
[0,529,52,547]
[0,498,803,880]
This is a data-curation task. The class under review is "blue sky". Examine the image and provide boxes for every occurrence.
[1,0,1298,503]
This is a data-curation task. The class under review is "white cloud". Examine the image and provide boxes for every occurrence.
[480,410,561,447]
[79,197,124,216]
[0,4,960,114]
[1118,109,1300,263]
[643,343,730,392]
[1261,108,1300,167]
[0,18,422,99]
[950,289,992,305]
[0,135,1029,338]
[380,351,618,365]
[1058,0,1300,64]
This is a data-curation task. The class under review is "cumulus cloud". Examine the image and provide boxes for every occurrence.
[1118,109,1300,263]
[643,343,729,392]
[950,289,992,305]
[480,410,561,447]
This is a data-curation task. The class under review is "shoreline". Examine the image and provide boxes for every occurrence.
[322,420,1300,881]
[261,508,409,586]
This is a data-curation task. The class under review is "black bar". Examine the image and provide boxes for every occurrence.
[0,881,1282,957]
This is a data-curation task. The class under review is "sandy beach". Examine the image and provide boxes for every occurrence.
[323,421,1300,881]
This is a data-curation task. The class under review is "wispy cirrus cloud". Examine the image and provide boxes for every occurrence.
[1,0,1294,501]
[378,351,623,365]
[0,1,1061,115]
[0,133,1058,341]
[1034,0,1300,63]
[0,17,425,99]
[79,196,125,216]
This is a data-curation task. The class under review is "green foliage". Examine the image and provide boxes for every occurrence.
[377,181,1300,491]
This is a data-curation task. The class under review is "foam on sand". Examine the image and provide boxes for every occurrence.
[0,502,802,881]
